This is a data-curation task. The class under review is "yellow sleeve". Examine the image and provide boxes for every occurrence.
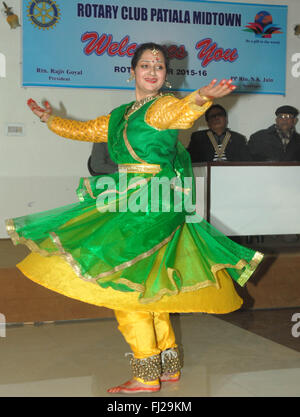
[145,92,212,130]
[47,114,110,143]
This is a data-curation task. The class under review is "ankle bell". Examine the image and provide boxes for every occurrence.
[126,353,162,381]
[161,347,182,374]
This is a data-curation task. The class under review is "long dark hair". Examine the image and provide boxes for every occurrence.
[131,42,170,73]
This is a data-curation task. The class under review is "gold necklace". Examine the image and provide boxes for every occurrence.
[125,92,163,119]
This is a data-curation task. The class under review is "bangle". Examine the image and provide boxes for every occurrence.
[197,92,212,102]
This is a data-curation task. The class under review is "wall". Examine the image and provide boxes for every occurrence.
[0,0,300,237]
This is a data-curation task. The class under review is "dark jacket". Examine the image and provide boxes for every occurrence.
[187,129,251,163]
[248,125,300,161]
[88,142,117,176]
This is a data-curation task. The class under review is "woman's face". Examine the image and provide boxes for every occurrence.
[131,49,167,100]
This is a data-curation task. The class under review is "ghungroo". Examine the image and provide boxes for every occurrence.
[161,347,182,374]
[127,353,162,381]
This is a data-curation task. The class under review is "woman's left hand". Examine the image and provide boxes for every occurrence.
[196,79,236,105]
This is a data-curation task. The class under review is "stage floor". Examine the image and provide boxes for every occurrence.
[1,311,300,397]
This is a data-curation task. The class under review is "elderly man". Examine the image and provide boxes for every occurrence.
[187,104,251,162]
[248,105,300,161]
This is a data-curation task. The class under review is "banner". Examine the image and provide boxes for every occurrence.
[22,0,287,94]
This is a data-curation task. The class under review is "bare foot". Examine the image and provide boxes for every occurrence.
[107,378,160,394]
[160,371,181,382]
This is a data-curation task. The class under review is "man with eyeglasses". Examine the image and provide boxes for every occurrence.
[187,104,251,162]
[248,105,300,161]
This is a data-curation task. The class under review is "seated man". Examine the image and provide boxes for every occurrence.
[248,105,300,161]
[88,142,117,176]
[187,104,251,162]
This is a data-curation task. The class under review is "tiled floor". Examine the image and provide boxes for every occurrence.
[217,308,300,353]
[0,311,300,397]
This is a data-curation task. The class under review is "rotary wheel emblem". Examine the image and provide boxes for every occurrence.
[27,0,60,30]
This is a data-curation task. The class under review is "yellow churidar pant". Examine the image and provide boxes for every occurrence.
[114,310,177,359]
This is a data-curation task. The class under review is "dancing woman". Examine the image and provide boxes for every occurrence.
[6,43,263,394]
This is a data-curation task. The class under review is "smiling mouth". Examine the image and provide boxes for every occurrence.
[145,78,157,84]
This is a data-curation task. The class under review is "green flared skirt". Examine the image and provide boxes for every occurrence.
[6,171,263,311]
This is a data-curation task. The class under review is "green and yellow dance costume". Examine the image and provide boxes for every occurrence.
[6,92,263,384]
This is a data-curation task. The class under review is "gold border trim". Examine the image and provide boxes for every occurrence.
[125,93,163,120]
[95,225,182,280]
[95,178,151,208]
[49,231,91,280]
[137,266,221,304]
[6,215,264,303]
[83,177,97,199]
[211,251,264,288]
[139,279,220,304]
[81,175,152,201]
[118,163,161,174]
[237,251,264,286]
[123,123,148,164]
[211,259,247,277]
[5,219,60,257]
[46,224,183,283]
[108,261,221,304]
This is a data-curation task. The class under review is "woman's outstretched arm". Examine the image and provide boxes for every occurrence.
[27,99,109,143]
[146,79,235,130]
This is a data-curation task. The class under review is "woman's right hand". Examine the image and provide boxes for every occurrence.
[27,98,52,123]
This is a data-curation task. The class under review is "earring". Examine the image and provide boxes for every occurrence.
[126,74,135,83]
[164,80,172,89]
